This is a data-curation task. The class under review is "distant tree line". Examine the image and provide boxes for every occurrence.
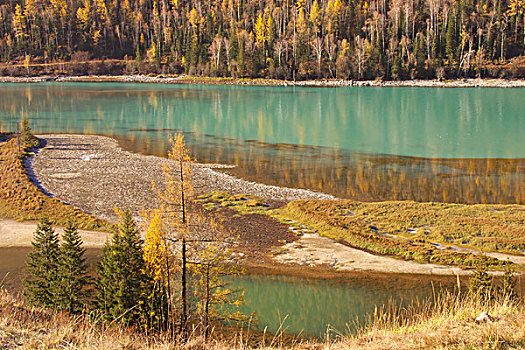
[3,0,525,79]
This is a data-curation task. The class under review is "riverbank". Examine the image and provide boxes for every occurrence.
[2,74,525,88]
[18,134,523,276]
[0,219,107,248]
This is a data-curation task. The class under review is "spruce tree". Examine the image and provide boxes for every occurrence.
[468,260,492,303]
[21,116,33,144]
[24,217,60,308]
[96,210,149,326]
[501,262,519,301]
[445,15,457,65]
[56,220,91,314]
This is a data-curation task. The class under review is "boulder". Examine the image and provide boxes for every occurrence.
[475,312,495,324]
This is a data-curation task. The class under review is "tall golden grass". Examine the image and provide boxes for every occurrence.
[2,283,523,349]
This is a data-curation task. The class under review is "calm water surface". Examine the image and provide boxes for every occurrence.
[0,247,446,337]
[0,83,524,202]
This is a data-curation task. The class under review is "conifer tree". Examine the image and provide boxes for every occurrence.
[24,216,60,309]
[501,262,519,301]
[446,15,458,65]
[96,209,150,326]
[21,116,32,143]
[56,220,91,314]
[468,259,492,303]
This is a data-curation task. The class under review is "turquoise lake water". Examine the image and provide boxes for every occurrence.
[0,82,524,202]
[0,247,445,337]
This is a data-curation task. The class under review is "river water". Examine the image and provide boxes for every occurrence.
[0,83,524,203]
[0,247,450,337]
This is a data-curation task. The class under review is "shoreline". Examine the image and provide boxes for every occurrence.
[19,134,523,276]
[2,74,525,88]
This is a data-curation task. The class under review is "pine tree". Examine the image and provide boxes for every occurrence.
[445,14,457,65]
[56,220,90,314]
[21,116,33,144]
[24,216,60,309]
[96,209,149,326]
[501,262,519,301]
[468,259,492,304]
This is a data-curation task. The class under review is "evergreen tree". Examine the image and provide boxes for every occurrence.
[501,262,519,301]
[24,216,60,308]
[391,53,402,80]
[21,116,33,144]
[446,15,457,65]
[415,35,427,78]
[96,209,149,326]
[468,259,492,304]
[56,220,91,314]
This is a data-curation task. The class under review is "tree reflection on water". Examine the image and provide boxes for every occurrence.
[116,132,525,204]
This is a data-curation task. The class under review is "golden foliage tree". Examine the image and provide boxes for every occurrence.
[143,133,244,339]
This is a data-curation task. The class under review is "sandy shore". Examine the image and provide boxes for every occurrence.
[2,74,525,88]
[0,218,109,248]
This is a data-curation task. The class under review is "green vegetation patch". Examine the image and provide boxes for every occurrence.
[274,200,521,269]
[0,135,109,231]
[197,191,269,215]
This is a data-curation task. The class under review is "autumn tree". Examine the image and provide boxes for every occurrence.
[2,0,525,80]
[143,133,244,339]
[190,245,245,340]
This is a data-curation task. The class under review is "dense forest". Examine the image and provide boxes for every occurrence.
[2,0,525,79]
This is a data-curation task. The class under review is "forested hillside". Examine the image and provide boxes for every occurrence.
[2,0,525,79]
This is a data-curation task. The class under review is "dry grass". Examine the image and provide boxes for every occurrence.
[274,200,525,269]
[0,135,109,230]
[2,285,524,349]
[344,291,525,350]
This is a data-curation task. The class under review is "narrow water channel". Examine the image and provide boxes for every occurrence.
[0,247,451,337]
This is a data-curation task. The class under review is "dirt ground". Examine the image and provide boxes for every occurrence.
[0,218,109,248]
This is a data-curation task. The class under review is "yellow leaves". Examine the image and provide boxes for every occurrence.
[362,0,369,15]
[92,29,101,47]
[188,8,203,29]
[76,0,90,29]
[143,210,169,282]
[296,8,307,36]
[507,0,525,17]
[13,4,28,39]
[339,38,350,58]
[147,42,157,62]
[54,0,68,18]
[24,0,36,18]
[254,13,266,47]
[309,0,322,34]
[296,0,306,13]
[460,24,470,47]
[95,0,108,21]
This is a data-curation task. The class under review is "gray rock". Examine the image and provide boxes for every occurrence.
[475,312,495,324]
